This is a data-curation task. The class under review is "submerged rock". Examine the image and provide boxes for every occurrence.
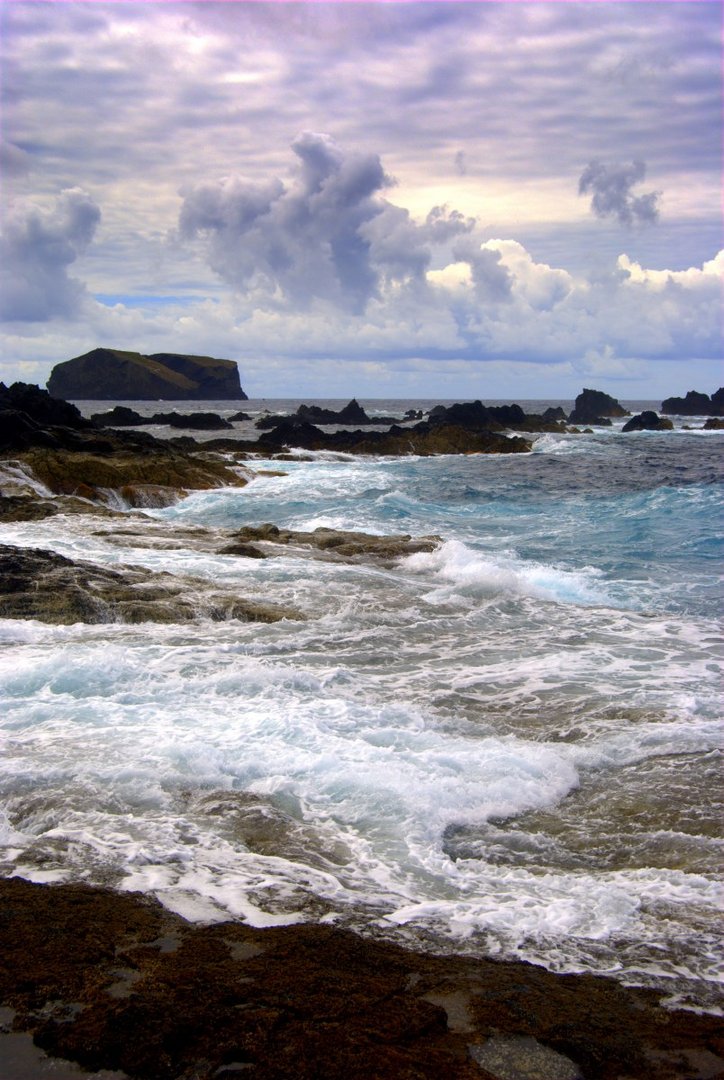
[0,544,303,624]
[219,524,441,563]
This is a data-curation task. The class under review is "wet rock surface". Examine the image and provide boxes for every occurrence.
[0,877,721,1080]
[0,544,303,624]
[568,389,629,426]
[219,523,441,563]
[622,411,675,432]
[257,420,532,456]
[661,389,724,416]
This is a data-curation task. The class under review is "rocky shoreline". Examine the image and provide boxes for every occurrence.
[1,877,722,1080]
[2,382,723,1077]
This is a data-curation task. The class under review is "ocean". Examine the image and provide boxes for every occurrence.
[0,399,722,1014]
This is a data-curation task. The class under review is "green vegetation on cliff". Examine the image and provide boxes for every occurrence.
[47,347,247,400]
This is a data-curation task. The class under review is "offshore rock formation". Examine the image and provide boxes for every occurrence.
[660,388,724,416]
[258,420,532,456]
[0,544,302,624]
[255,399,402,429]
[568,389,629,426]
[622,411,674,432]
[47,348,247,401]
[0,877,722,1080]
[91,407,234,430]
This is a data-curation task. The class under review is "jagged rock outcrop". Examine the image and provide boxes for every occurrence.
[256,399,401,430]
[1,382,249,506]
[47,348,247,401]
[257,419,532,456]
[568,389,628,425]
[0,544,302,624]
[15,447,247,506]
[661,389,724,416]
[622,411,674,433]
[91,407,234,430]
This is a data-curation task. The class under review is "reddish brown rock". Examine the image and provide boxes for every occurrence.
[0,878,720,1080]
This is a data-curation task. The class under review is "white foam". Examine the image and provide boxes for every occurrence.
[404,539,613,607]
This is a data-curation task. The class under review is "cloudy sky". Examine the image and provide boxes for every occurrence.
[1,1,721,399]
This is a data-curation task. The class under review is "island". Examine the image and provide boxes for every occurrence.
[46,348,248,401]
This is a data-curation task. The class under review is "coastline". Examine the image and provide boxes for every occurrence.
[1,876,722,1080]
[1,386,722,1076]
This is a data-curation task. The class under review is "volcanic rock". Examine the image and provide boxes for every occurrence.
[258,420,531,456]
[90,406,146,426]
[47,348,247,401]
[220,524,441,563]
[256,400,402,430]
[568,389,629,425]
[661,389,724,416]
[622,411,674,432]
[15,447,248,506]
[0,877,721,1080]
[0,544,302,624]
[149,411,233,430]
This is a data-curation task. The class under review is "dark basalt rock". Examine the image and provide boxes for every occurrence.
[568,388,628,425]
[0,877,721,1080]
[622,411,674,432]
[258,419,532,456]
[704,417,724,430]
[0,544,302,624]
[0,382,96,451]
[47,348,247,401]
[661,389,724,416]
[91,408,233,431]
[1,381,92,429]
[256,400,402,430]
[149,411,233,430]
[90,405,146,426]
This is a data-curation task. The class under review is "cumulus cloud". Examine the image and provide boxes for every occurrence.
[578,160,660,226]
[179,134,480,313]
[179,132,396,314]
[0,188,101,322]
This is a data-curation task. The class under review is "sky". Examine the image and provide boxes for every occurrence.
[0,0,722,400]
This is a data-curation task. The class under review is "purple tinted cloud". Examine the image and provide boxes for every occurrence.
[0,188,101,321]
[579,161,660,227]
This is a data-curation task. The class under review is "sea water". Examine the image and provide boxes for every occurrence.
[0,400,722,1012]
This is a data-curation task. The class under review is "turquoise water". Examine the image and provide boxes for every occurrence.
[0,404,721,1011]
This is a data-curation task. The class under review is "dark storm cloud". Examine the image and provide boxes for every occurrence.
[0,188,101,321]
[179,133,392,312]
[579,161,660,227]
[179,134,477,312]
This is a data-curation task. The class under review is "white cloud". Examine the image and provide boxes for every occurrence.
[0,188,101,322]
